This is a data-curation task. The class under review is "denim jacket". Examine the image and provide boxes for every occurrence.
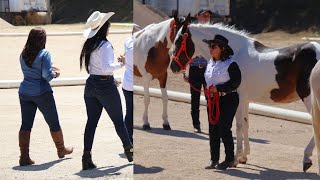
[19,49,54,96]
[190,56,208,67]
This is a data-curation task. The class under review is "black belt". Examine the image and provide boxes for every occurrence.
[90,74,113,80]
[219,90,237,97]
[190,64,207,68]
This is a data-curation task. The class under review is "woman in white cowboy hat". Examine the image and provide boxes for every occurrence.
[203,34,241,170]
[80,11,133,170]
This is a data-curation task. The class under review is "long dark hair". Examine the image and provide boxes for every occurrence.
[80,21,110,73]
[217,43,233,61]
[21,27,46,68]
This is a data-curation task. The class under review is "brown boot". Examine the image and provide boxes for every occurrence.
[50,130,73,158]
[19,131,35,166]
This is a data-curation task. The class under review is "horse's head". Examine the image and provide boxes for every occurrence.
[170,11,185,43]
[171,14,195,73]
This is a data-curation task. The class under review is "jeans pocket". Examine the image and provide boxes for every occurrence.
[95,83,116,96]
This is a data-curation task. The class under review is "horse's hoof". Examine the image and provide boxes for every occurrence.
[142,124,151,130]
[239,160,247,164]
[163,124,171,130]
[303,162,313,172]
[238,157,247,164]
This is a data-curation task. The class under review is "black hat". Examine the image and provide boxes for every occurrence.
[197,9,213,16]
[202,34,234,56]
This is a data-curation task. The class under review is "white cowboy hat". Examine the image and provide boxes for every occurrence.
[83,11,115,39]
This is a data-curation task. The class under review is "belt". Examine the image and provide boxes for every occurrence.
[219,90,237,97]
[190,64,207,68]
[90,74,113,80]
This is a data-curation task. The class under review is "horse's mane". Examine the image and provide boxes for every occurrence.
[190,23,254,40]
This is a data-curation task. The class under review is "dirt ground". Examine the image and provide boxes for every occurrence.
[0,24,131,80]
[2,21,320,179]
[133,31,320,179]
[0,24,133,179]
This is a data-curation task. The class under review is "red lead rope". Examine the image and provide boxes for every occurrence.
[183,71,220,125]
[205,86,220,125]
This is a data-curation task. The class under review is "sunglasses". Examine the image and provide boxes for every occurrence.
[208,44,219,49]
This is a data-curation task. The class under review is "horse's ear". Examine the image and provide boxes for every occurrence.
[172,10,178,22]
[183,13,191,28]
[186,13,191,23]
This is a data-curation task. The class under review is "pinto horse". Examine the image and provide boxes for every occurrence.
[133,15,184,130]
[171,22,320,172]
[311,61,320,174]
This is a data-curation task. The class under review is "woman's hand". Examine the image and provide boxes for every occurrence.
[183,73,189,82]
[210,86,217,97]
[115,80,121,87]
[118,55,126,67]
[52,66,60,78]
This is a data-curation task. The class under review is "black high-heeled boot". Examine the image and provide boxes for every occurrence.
[124,145,133,162]
[82,151,97,170]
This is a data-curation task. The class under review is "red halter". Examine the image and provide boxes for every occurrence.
[173,31,220,125]
[171,33,194,71]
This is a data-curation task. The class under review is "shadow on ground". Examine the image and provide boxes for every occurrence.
[12,158,71,171]
[75,164,132,178]
[215,163,319,180]
[134,164,164,174]
[135,126,270,144]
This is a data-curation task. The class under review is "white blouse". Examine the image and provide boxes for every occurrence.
[204,58,235,87]
[89,41,122,75]
[122,37,133,91]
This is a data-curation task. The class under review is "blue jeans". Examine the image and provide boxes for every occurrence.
[122,88,133,143]
[19,91,61,132]
[83,75,132,151]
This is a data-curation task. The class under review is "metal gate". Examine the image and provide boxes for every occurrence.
[0,0,9,12]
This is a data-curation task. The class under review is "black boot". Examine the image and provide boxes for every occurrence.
[205,160,219,169]
[216,160,235,170]
[82,151,96,170]
[124,145,133,162]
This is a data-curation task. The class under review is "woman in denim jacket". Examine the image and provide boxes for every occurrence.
[80,11,133,170]
[18,27,73,166]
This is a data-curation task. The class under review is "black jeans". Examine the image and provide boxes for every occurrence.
[189,66,207,128]
[122,88,133,143]
[208,92,239,162]
[83,75,132,151]
[19,91,61,132]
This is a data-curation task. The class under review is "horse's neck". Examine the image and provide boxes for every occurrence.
[148,18,173,48]
[190,26,252,59]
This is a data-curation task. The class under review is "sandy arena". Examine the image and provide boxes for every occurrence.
[133,31,320,179]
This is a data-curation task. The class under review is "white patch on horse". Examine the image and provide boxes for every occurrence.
[134,18,174,77]
[173,23,320,172]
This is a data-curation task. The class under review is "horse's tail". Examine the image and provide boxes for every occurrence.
[310,63,320,173]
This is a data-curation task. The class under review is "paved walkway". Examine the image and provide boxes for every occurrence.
[0,86,133,180]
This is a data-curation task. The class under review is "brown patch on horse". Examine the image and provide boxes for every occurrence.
[134,65,142,77]
[144,37,171,80]
[254,41,274,53]
[271,43,317,102]
[170,19,176,43]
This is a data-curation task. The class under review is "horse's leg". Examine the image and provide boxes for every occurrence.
[142,75,153,130]
[158,72,170,130]
[311,92,320,175]
[234,99,247,165]
[310,70,320,174]
[242,101,250,163]
[302,95,315,172]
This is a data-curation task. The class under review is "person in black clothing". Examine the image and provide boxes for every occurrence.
[187,9,213,133]
[203,34,241,170]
